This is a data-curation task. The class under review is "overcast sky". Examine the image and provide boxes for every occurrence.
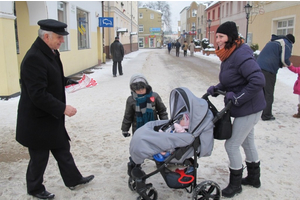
[168,1,195,31]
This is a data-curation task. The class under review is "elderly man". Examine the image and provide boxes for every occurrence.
[16,19,94,199]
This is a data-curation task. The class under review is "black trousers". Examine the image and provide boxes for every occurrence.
[261,69,277,118]
[112,61,123,75]
[26,141,82,195]
[176,48,179,57]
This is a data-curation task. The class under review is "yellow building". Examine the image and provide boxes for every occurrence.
[0,1,103,99]
[249,1,300,64]
[138,8,163,48]
[103,1,138,58]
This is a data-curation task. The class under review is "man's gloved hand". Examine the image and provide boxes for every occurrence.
[207,86,219,97]
[225,91,235,105]
[122,131,131,137]
[67,79,79,85]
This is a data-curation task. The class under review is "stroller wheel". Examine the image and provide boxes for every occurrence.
[192,180,221,200]
[137,187,158,200]
[128,177,137,191]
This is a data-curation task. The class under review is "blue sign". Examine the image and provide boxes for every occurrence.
[150,27,161,32]
[99,17,113,27]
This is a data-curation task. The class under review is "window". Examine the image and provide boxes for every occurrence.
[277,18,294,35]
[150,13,154,19]
[192,9,197,17]
[139,13,143,18]
[139,37,144,48]
[139,25,144,32]
[58,1,68,51]
[77,8,89,49]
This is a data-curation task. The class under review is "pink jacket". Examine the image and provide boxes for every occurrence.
[288,66,300,95]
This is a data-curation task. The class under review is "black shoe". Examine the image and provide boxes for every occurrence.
[68,175,95,190]
[262,116,275,121]
[31,190,55,199]
[119,73,123,76]
[113,75,117,77]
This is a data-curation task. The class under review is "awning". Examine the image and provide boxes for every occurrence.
[130,32,137,35]
[117,28,128,33]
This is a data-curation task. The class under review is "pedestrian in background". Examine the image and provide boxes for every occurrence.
[188,41,196,56]
[16,19,94,199]
[121,74,168,137]
[207,21,265,198]
[110,36,124,77]
[167,41,172,54]
[175,40,181,57]
[183,40,188,57]
[257,34,295,121]
[287,64,300,118]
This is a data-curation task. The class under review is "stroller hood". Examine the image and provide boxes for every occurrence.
[130,87,214,164]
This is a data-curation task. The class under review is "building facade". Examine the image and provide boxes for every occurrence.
[0,1,103,99]
[103,1,138,58]
[138,8,163,48]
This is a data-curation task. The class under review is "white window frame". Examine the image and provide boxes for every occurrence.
[150,13,154,19]
[139,25,144,32]
[139,37,144,48]
[77,8,90,49]
[58,1,68,51]
[276,18,294,35]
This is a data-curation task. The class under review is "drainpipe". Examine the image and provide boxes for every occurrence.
[130,2,132,52]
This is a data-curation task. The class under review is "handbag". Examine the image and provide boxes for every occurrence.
[204,95,232,140]
[212,106,232,140]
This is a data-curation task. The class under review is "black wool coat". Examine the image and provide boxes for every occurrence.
[16,37,71,149]
[110,40,124,61]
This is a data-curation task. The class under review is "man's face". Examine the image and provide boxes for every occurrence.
[44,32,65,50]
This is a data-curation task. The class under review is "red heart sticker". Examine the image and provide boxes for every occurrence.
[150,96,155,102]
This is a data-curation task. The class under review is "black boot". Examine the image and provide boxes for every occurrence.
[242,161,261,188]
[222,168,243,198]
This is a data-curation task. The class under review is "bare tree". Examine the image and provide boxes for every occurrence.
[139,1,172,32]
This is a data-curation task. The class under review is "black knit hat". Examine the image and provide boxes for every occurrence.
[286,34,295,44]
[216,21,238,40]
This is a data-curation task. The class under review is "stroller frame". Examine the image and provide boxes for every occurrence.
[127,87,223,200]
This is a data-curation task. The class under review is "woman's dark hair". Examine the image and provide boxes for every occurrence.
[130,82,147,91]
[224,36,243,50]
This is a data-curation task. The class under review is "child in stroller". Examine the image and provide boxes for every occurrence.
[153,113,190,162]
[127,87,222,200]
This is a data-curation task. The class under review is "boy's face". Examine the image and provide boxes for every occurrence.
[135,88,146,95]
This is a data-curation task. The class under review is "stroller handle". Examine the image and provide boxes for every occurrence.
[202,90,232,123]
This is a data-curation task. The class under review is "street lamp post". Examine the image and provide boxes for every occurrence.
[244,3,252,43]
[207,19,212,43]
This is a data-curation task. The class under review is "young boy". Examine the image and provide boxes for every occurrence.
[121,74,169,137]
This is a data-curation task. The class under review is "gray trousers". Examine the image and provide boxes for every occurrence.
[225,111,262,169]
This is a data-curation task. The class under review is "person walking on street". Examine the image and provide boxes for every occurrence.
[183,41,188,57]
[175,40,181,57]
[207,21,266,198]
[287,65,300,118]
[167,41,172,54]
[257,34,295,121]
[188,41,196,56]
[110,36,124,77]
[16,19,94,199]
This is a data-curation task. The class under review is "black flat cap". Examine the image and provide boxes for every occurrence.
[38,19,69,35]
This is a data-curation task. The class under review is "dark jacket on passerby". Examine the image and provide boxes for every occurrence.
[121,74,168,134]
[257,34,293,74]
[175,41,181,49]
[215,44,266,117]
[110,39,124,62]
[16,37,71,149]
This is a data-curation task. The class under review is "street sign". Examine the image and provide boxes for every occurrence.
[99,17,113,27]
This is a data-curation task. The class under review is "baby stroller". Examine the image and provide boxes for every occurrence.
[127,87,224,200]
